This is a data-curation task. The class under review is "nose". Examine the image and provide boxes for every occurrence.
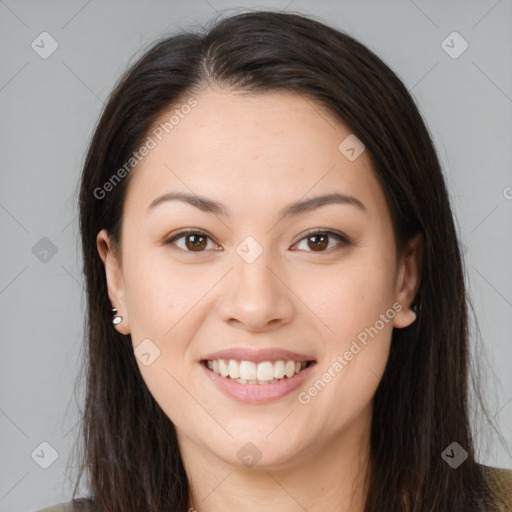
[217,249,296,333]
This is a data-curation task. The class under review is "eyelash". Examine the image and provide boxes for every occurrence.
[163,228,351,254]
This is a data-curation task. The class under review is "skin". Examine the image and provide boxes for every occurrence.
[97,85,422,512]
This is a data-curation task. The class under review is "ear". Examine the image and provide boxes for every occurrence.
[393,233,423,329]
[96,229,130,335]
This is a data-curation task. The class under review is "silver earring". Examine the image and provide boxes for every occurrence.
[111,307,123,325]
[412,302,422,313]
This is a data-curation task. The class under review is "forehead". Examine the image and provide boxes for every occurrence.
[124,88,388,221]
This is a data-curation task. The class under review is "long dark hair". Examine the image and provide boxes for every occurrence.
[71,9,505,511]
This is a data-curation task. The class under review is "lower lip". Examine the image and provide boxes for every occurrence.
[201,362,316,404]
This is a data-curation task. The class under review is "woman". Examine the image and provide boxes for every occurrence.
[35,9,511,512]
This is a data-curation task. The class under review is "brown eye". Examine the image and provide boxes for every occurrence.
[165,229,350,254]
[184,233,208,251]
[165,231,216,252]
[306,233,329,251]
[293,229,350,253]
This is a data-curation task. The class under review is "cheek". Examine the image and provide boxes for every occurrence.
[301,313,393,435]
[123,251,211,384]
[123,256,197,423]
[301,250,395,411]
[134,358,198,432]
[123,248,189,336]
[312,251,397,341]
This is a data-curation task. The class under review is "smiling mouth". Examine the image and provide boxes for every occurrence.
[201,359,316,385]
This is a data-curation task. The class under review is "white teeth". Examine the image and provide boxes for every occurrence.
[206,358,311,384]
[274,360,285,379]
[285,361,296,378]
[239,361,257,380]
[219,359,229,377]
[235,378,278,385]
[228,359,240,379]
[257,361,275,381]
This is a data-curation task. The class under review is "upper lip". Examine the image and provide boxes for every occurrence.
[202,348,315,364]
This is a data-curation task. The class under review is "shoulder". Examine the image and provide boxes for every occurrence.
[33,498,95,512]
[478,464,512,510]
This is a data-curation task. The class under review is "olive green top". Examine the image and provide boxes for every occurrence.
[33,465,512,511]
[480,465,512,511]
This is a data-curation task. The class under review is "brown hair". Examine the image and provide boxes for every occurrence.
[71,9,505,511]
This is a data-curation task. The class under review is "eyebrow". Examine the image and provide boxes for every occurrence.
[147,191,367,219]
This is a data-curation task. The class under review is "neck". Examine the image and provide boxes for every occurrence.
[179,404,373,512]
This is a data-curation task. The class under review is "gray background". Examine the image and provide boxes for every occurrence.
[1,0,511,510]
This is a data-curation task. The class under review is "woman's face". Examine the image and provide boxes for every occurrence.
[97,87,421,470]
